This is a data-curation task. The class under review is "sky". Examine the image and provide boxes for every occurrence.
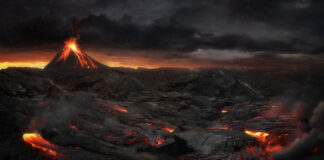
[0,0,324,69]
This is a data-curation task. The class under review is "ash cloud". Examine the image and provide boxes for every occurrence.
[0,0,324,60]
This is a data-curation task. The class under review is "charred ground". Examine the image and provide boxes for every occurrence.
[0,66,324,160]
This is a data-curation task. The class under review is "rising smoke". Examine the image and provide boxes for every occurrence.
[272,86,324,160]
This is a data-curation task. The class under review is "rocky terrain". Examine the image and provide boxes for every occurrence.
[0,66,323,160]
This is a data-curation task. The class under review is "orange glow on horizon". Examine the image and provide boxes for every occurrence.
[0,61,47,69]
[1,46,322,70]
[0,47,248,70]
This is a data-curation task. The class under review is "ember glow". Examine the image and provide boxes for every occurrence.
[210,124,231,130]
[311,147,319,153]
[246,144,282,157]
[38,101,51,109]
[56,38,98,69]
[22,133,59,157]
[69,124,78,130]
[0,62,48,69]
[221,106,234,114]
[155,138,165,145]
[107,105,128,113]
[221,110,228,113]
[144,137,165,147]
[265,145,282,152]
[244,130,270,142]
[161,127,175,133]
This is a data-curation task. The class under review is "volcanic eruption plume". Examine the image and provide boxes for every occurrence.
[56,37,98,69]
[45,18,103,70]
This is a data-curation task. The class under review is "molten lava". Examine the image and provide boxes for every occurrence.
[244,129,270,142]
[244,128,293,158]
[69,124,78,130]
[221,106,234,114]
[22,133,59,157]
[109,105,128,113]
[161,127,175,133]
[221,110,228,113]
[38,101,51,109]
[104,103,128,113]
[56,38,98,69]
[210,124,231,130]
[155,138,165,145]
[144,137,165,147]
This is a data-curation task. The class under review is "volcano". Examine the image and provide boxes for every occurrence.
[45,38,104,70]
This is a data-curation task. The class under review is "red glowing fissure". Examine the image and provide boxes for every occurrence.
[23,133,60,157]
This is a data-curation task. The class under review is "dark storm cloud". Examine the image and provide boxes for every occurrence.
[76,14,197,52]
[0,0,324,56]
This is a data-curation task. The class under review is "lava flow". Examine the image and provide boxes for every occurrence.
[108,105,128,113]
[244,129,270,142]
[56,38,98,69]
[221,106,234,114]
[210,124,231,130]
[244,129,290,158]
[22,133,60,157]
[102,103,128,113]
[144,137,165,147]
[161,126,175,133]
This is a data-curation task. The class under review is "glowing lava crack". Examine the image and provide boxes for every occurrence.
[244,129,270,143]
[23,133,60,157]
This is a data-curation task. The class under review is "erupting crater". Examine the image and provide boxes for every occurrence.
[45,38,103,70]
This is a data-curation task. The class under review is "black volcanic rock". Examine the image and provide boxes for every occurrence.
[0,68,63,97]
[1,67,323,160]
